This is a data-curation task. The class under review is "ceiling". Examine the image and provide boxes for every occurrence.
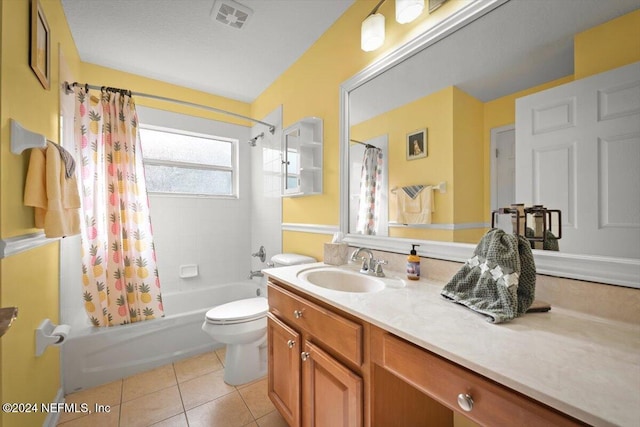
[61,0,354,103]
[350,0,640,124]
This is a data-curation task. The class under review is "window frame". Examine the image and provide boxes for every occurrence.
[139,124,239,199]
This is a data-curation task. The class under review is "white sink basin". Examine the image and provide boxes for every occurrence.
[297,267,386,293]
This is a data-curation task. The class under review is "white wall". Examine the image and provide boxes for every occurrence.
[250,106,283,273]
[137,106,253,295]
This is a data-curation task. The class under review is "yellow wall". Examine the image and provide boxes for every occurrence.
[1,0,80,425]
[574,9,640,80]
[251,0,472,256]
[351,87,454,241]
[0,1,251,426]
[451,87,484,225]
[351,85,486,244]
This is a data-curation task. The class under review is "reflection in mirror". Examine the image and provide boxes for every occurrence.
[350,136,389,236]
[283,128,301,194]
[342,0,640,287]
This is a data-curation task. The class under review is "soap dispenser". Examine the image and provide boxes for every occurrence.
[407,244,420,280]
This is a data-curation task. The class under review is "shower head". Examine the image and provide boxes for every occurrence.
[248,132,265,147]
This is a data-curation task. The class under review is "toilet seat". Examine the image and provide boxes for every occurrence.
[205,297,268,325]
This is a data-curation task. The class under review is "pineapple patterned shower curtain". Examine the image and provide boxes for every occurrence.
[356,146,383,235]
[74,86,163,326]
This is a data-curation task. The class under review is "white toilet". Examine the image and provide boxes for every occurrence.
[202,253,316,385]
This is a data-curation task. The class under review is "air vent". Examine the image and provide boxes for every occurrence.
[210,0,253,30]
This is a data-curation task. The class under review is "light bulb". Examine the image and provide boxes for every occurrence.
[396,0,424,24]
[361,13,385,52]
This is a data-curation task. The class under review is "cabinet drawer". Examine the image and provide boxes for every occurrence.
[372,329,582,427]
[268,282,363,366]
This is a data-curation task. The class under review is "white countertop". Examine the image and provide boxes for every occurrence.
[263,262,640,427]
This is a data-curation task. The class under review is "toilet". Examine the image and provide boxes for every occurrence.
[202,253,316,385]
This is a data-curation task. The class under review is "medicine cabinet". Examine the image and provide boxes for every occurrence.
[282,117,323,197]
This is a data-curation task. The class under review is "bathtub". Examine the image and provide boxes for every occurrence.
[62,280,264,394]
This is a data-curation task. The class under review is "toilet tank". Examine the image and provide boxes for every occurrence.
[270,253,316,268]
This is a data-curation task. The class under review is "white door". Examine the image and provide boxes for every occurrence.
[491,126,516,233]
[516,62,640,258]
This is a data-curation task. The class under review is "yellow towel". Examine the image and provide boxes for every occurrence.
[396,185,434,224]
[24,142,81,238]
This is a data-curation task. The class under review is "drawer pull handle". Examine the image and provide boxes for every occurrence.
[457,393,474,412]
[287,339,296,349]
[301,351,310,361]
[293,310,304,319]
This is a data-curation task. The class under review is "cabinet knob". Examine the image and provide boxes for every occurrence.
[287,339,296,349]
[300,351,310,361]
[293,310,304,319]
[457,393,474,412]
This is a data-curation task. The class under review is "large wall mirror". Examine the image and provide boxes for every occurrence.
[340,0,640,288]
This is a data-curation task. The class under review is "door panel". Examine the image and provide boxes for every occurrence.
[268,314,301,427]
[516,62,640,258]
[302,341,363,427]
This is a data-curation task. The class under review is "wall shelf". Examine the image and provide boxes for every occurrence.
[282,117,323,197]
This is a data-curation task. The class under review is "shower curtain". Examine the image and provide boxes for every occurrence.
[356,147,383,235]
[74,87,163,326]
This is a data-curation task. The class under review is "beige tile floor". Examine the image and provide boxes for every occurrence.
[57,347,288,427]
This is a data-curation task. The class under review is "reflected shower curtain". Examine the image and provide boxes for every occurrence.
[356,147,383,235]
[74,87,163,326]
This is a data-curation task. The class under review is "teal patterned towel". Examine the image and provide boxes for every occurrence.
[441,228,536,323]
[401,185,424,199]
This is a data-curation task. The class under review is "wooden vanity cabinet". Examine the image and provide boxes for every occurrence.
[267,280,367,427]
[371,326,584,427]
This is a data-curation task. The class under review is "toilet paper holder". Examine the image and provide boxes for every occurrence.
[35,319,70,357]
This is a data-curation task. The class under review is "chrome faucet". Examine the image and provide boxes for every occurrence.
[350,247,386,277]
[350,247,373,263]
[249,270,264,279]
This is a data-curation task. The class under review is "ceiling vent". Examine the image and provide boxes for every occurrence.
[210,0,253,30]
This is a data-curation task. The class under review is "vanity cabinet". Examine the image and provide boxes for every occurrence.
[267,280,366,427]
[370,327,583,427]
[282,117,323,197]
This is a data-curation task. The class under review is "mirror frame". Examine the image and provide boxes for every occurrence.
[339,0,640,288]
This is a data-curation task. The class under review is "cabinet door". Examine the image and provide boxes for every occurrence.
[302,341,363,427]
[268,314,301,427]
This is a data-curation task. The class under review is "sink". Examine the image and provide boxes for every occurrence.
[297,267,386,293]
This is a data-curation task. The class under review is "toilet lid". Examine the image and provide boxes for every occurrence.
[205,297,268,324]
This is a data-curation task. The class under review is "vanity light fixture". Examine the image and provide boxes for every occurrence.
[361,12,386,52]
[361,0,426,52]
[396,0,425,24]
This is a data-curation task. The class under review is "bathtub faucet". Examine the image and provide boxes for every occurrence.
[249,270,264,279]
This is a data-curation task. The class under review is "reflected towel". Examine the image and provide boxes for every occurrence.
[396,185,434,224]
[525,227,559,251]
[24,142,81,238]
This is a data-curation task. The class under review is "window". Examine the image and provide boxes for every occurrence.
[139,126,237,197]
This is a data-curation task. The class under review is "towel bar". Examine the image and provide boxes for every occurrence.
[10,119,47,154]
[391,182,446,194]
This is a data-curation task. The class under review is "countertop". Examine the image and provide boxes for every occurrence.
[263,262,640,427]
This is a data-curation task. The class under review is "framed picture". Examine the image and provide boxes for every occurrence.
[428,0,449,13]
[407,129,427,160]
[30,0,50,89]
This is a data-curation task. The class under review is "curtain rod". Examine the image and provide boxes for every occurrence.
[350,139,379,149]
[63,81,275,134]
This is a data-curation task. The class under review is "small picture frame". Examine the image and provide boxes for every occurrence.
[407,129,427,160]
[30,0,50,90]
[428,0,449,13]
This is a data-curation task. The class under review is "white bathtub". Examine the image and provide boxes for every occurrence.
[62,281,264,394]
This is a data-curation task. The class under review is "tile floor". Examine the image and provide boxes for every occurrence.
[57,347,288,427]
